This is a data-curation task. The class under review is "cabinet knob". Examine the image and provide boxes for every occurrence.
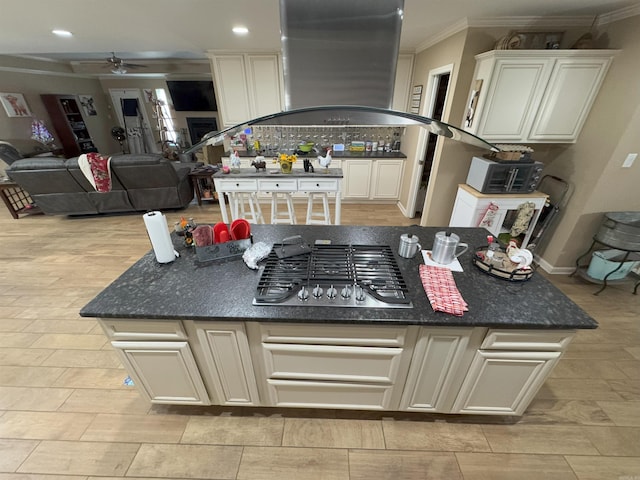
[236,183,240,187]
[276,183,279,187]
[316,183,320,187]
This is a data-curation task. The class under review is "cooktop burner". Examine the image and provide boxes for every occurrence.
[253,244,412,308]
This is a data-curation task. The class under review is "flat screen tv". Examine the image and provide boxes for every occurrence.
[166,81,217,112]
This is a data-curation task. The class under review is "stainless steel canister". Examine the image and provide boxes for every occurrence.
[399,234,421,258]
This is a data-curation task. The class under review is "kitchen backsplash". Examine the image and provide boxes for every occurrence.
[231,126,404,154]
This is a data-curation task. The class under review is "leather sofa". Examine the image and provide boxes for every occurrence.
[6,153,195,215]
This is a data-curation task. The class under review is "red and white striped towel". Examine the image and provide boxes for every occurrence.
[419,264,468,316]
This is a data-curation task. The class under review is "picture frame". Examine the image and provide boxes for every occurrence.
[78,95,97,116]
[0,92,32,117]
[412,85,423,95]
[410,85,423,114]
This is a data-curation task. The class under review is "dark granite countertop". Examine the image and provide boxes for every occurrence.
[213,168,343,179]
[233,151,407,159]
[80,225,598,330]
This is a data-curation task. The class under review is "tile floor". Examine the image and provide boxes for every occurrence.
[0,203,639,479]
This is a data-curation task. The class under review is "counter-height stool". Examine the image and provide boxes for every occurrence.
[270,192,296,224]
[229,191,265,224]
[305,192,331,225]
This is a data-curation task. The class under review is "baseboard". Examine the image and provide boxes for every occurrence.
[535,255,575,275]
[396,201,410,218]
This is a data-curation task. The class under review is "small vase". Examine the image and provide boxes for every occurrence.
[280,160,293,174]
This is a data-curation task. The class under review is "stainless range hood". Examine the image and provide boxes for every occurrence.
[185,0,500,155]
[280,0,403,110]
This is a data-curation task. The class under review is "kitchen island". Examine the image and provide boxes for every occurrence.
[81,225,597,416]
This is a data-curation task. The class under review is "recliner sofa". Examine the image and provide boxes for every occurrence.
[6,153,195,215]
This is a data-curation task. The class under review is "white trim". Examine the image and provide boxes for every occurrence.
[0,66,94,79]
[535,256,574,275]
[416,19,468,53]
[596,4,640,26]
[414,13,628,53]
[406,64,454,218]
[468,16,596,28]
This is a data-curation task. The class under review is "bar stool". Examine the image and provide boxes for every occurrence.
[229,191,265,224]
[270,192,297,224]
[305,192,331,225]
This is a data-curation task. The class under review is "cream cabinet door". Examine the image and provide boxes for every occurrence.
[529,56,612,142]
[112,341,210,405]
[465,50,615,143]
[343,159,372,199]
[246,54,283,118]
[192,322,260,406]
[210,55,252,127]
[451,350,561,415]
[400,328,481,412]
[371,159,404,200]
[392,54,414,112]
[474,58,552,141]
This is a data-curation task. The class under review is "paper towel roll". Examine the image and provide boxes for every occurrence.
[143,211,176,263]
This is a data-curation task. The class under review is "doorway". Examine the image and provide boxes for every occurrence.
[109,89,159,154]
[407,65,452,218]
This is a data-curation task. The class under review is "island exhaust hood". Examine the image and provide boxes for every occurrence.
[185,0,499,154]
[280,0,403,110]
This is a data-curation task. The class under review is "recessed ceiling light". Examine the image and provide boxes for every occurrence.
[232,26,249,35]
[52,29,73,37]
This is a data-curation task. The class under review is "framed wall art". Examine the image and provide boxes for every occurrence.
[0,92,32,117]
[79,95,97,116]
[410,85,423,114]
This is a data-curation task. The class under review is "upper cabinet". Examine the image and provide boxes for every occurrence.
[392,54,414,112]
[462,50,617,143]
[208,53,284,128]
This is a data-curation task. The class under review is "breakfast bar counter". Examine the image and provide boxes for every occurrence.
[80,225,597,415]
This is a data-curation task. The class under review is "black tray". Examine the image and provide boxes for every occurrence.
[472,246,534,282]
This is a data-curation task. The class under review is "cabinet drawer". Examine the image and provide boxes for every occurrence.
[266,379,393,409]
[481,329,574,351]
[262,343,403,383]
[99,318,186,341]
[298,179,339,191]
[255,323,409,347]
[258,179,298,191]
[218,179,258,191]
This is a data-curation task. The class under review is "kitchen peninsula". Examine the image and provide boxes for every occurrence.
[81,225,597,416]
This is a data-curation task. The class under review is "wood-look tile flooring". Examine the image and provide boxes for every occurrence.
[1,201,639,479]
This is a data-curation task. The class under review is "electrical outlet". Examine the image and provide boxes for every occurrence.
[622,153,637,168]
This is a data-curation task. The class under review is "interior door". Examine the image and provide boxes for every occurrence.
[109,89,159,154]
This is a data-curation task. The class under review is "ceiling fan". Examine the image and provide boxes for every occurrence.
[105,52,147,74]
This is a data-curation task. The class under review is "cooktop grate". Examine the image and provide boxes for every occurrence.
[253,244,412,308]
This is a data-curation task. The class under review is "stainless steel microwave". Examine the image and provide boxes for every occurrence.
[466,156,544,194]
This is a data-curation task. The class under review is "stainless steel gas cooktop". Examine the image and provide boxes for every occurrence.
[253,244,413,308]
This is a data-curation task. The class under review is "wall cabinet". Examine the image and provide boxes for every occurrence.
[463,50,616,143]
[41,94,98,158]
[449,184,548,248]
[392,54,414,112]
[209,53,283,128]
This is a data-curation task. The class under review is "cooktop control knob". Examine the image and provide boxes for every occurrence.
[340,285,351,299]
[355,286,366,302]
[297,286,309,301]
[326,285,337,299]
[312,285,323,298]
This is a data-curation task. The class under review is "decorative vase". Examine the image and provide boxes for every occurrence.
[280,160,293,174]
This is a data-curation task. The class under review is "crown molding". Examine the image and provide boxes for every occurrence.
[415,18,469,53]
[596,3,640,26]
[415,14,602,53]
